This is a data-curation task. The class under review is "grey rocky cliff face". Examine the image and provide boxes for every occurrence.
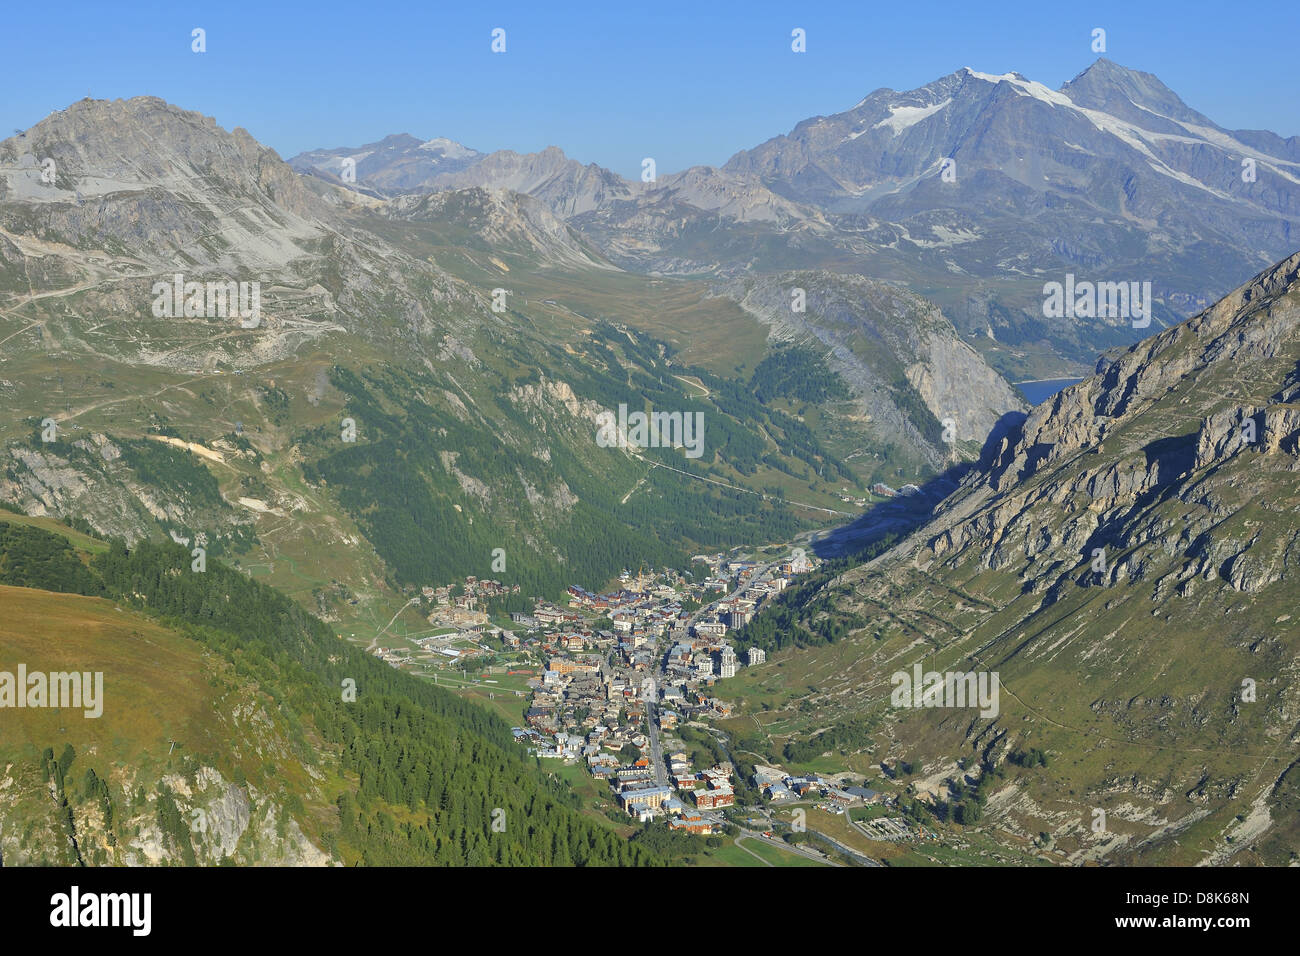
[1,435,255,547]
[795,251,1300,866]
[0,96,482,359]
[983,251,1300,490]
[722,271,1026,470]
[919,250,1300,598]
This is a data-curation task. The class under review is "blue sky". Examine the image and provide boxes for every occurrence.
[2,0,1296,178]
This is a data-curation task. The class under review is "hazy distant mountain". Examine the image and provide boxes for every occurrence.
[297,60,1299,379]
[728,59,1298,240]
[291,132,485,195]
[720,60,1300,365]
[381,186,617,270]
[291,138,815,227]
[292,137,636,216]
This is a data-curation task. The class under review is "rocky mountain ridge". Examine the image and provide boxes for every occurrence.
[725,248,1300,865]
[291,60,1300,377]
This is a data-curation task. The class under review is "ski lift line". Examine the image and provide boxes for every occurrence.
[635,453,855,517]
[371,596,421,644]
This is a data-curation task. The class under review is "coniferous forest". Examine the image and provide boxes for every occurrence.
[9,525,657,866]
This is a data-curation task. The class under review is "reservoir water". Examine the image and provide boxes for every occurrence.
[1016,378,1083,405]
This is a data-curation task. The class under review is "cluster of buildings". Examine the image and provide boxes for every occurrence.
[658,685,732,723]
[417,576,521,632]
[371,647,415,667]
[694,552,809,590]
[611,755,737,832]
[519,564,767,724]
[666,638,735,680]
[499,556,827,829]
[569,580,685,633]
[522,656,615,736]
[368,555,798,724]
[683,551,813,645]
[422,576,519,613]
[750,765,882,808]
[423,576,519,606]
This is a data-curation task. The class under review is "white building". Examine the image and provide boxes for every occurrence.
[718,646,738,679]
[725,607,752,629]
[746,647,766,666]
[693,620,727,638]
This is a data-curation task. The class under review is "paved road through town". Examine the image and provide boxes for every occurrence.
[643,551,796,797]
[645,692,667,786]
[734,827,844,866]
